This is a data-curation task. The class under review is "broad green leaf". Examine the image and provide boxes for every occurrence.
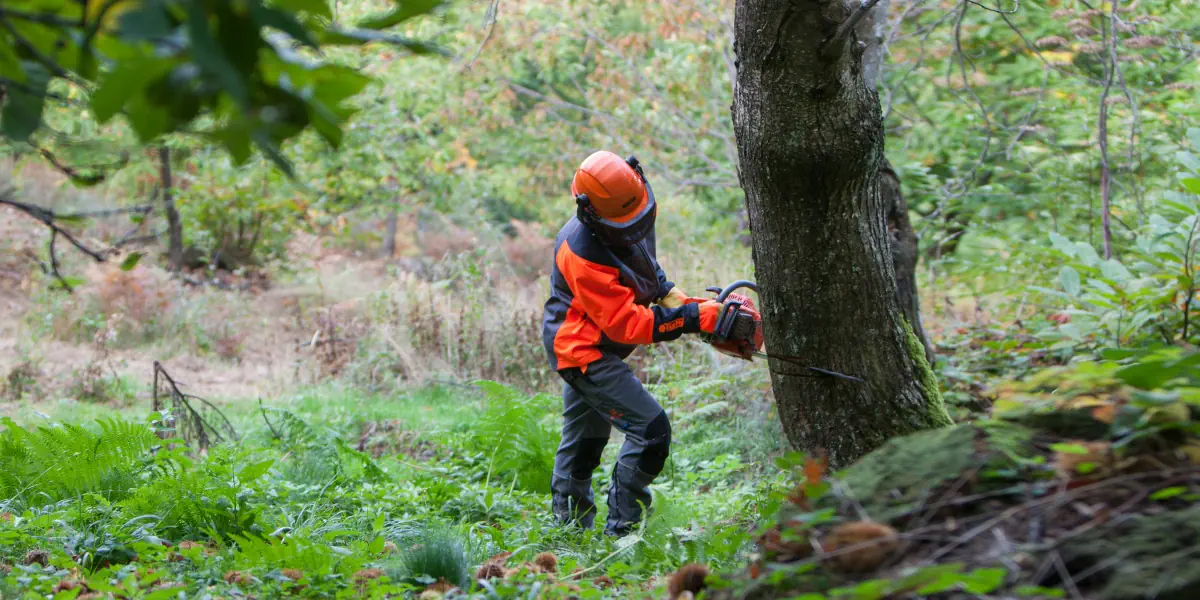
[1100,348,1141,360]
[119,252,144,271]
[1177,151,1200,174]
[253,132,295,176]
[0,39,24,83]
[238,459,275,482]
[1048,231,1075,256]
[1015,585,1065,598]
[0,62,50,143]
[1115,361,1177,390]
[116,2,174,41]
[1074,242,1101,266]
[1150,486,1186,501]
[124,92,172,141]
[358,0,443,30]
[91,57,175,123]
[1181,176,1200,195]
[1100,259,1132,282]
[208,126,253,164]
[270,0,333,19]
[962,567,1007,594]
[1059,266,1081,297]
[252,5,318,48]
[1189,128,1200,154]
[1050,443,1089,455]
[320,27,446,55]
[61,276,86,290]
[185,1,251,107]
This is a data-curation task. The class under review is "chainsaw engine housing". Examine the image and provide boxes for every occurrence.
[705,292,764,361]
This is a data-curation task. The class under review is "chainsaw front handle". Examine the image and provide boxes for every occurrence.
[704,280,759,302]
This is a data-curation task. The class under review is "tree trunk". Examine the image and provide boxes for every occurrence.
[158,146,183,273]
[732,0,951,467]
[382,208,398,259]
[854,0,936,364]
[882,159,935,362]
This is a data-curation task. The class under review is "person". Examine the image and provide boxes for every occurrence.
[540,150,753,537]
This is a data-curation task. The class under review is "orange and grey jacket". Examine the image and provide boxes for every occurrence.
[542,216,704,372]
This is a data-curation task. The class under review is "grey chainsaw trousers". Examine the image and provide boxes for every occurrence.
[550,353,672,536]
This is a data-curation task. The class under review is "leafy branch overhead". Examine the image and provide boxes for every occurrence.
[0,0,446,176]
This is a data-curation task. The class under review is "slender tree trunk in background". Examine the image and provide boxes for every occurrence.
[855,0,935,363]
[1098,0,1118,260]
[158,146,183,273]
[382,208,398,258]
[882,160,935,361]
[732,0,952,467]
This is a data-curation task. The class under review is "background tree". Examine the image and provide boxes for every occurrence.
[732,0,953,467]
[0,0,444,281]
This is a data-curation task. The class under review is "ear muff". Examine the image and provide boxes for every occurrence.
[625,155,645,181]
[576,193,599,227]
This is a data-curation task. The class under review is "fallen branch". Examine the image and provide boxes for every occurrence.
[152,361,238,451]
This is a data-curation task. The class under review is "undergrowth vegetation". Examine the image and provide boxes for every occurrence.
[0,0,1197,597]
[0,380,780,599]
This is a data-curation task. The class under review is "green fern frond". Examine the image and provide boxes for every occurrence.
[0,416,158,507]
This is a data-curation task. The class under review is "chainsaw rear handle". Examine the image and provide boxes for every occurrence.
[704,280,759,302]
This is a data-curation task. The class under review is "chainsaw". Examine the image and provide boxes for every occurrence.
[686,280,865,384]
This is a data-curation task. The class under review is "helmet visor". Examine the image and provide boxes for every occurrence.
[591,194,656,247]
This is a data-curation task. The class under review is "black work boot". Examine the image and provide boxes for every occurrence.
[604,462,655,537]
[551,474,597,529]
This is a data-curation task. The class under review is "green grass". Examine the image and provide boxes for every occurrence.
[0,379,775,598]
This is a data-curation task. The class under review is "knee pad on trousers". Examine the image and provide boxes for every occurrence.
[570,438,609,480]
[638,411,671,476]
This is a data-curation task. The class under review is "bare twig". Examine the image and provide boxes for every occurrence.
[0,191,108,263]
[1053,551,1085,600]
[46,230,72,291]
[963,0,1020,14]
[458,0,500,72]
[36,145,122,185]
[259,398,282,440]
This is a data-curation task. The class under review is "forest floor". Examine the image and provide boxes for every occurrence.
[3,204,1198,600]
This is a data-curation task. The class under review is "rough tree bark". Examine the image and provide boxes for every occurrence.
[732,0,952,467]
[882,159,935,362]
[158,146,183,273]
[855,0,936,363]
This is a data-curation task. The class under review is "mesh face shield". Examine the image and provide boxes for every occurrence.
[575,156,657,247]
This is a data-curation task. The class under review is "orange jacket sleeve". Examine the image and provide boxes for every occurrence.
[557,244,718,345]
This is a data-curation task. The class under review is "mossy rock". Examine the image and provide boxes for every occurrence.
[999,406,1112,440]
[1058,505,1200,600]
[834,421,1037,520]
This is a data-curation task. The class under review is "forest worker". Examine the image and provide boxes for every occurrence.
[541,150,753,537]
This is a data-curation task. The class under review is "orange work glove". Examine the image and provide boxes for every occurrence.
[698,300,722,333]
[658,287,689,309]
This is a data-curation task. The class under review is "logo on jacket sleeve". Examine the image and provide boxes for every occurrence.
[658,318,685,334]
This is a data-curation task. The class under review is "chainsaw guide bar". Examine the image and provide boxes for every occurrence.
[702,280,866,385]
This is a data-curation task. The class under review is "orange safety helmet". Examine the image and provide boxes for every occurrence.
[571,151,657,247]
